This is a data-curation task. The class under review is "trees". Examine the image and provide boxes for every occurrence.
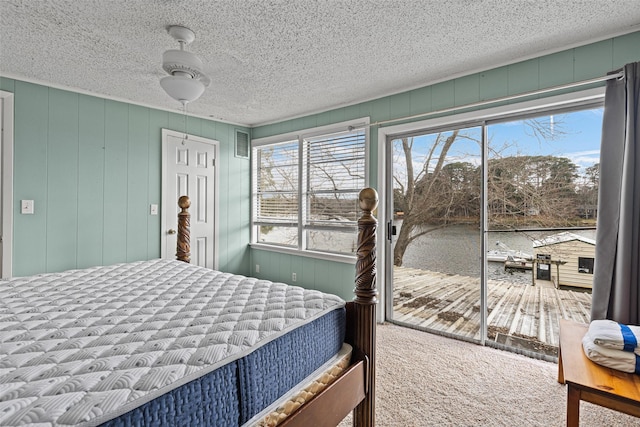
[487,155,579,227]
[393,132,589,266]
[393,131,467,266]
[575,163,599,219]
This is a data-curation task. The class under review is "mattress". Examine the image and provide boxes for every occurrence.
[0,259,346,427]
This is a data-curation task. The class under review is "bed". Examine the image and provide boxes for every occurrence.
[0,188,379,427]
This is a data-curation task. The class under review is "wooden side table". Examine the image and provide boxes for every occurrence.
[558,319,640,426]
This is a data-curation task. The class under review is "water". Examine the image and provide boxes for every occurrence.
[397,223,596,283]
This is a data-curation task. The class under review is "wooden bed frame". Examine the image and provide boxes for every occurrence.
[175,188,378,427]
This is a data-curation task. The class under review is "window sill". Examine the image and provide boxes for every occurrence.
[249,242,357,264]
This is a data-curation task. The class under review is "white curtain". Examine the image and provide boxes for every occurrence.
[591,62,640,324]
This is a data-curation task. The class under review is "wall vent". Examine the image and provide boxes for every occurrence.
[235,129,250,159]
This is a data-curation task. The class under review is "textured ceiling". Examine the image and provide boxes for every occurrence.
[1,1,639,127]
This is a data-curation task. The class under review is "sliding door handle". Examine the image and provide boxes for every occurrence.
[386,221,397,241]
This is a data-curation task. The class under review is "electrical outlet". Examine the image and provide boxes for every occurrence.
[292,272,297,282]
[255,264,260,273]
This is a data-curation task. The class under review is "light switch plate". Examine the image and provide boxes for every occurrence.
[21,200,34,214]
[150,204,158,215]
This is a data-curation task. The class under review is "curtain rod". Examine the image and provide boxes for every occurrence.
[358,70,624,129]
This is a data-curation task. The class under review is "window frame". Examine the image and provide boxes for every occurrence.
[251,118,370,263]
[578,257,595,274]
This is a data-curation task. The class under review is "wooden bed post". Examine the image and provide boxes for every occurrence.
[177,195,191,263]
[353,187,378,427]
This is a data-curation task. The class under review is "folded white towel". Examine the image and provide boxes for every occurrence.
[587,319,640,353]
[582,331,640,374]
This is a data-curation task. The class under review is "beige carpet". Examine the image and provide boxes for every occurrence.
[338,323,638,426]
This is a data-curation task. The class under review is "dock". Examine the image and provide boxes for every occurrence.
[392,266,591,356]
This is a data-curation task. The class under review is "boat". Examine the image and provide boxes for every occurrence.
[487,241,533,263]
[487,249,533,263]
[504,255,533,270]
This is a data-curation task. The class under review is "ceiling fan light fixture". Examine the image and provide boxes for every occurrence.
[160,25,210,105]
[160,75,205,105]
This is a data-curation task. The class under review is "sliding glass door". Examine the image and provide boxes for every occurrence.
[386,104,603,358]
[485,109,601,356]
[388,125,483,342]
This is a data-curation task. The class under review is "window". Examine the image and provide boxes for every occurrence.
[252,119,368,258]
[254,140,300,247]
[578,257,594,274]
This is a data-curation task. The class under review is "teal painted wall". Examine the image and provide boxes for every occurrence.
[0,78,251,277]
[251,250,357,301]
[250,31,640,301]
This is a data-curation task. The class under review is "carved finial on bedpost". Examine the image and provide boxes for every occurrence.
[177,195,191,263]
[354,187,378,427]
[355,188,378,305]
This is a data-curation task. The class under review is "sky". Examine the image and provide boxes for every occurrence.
[488,108,603,171]
[393,106,604,184]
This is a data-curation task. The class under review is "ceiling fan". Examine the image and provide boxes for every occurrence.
[160,25,210,105]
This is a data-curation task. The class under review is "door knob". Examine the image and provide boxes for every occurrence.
[167,229,177,235]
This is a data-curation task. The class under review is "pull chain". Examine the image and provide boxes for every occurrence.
[181,101,189,145]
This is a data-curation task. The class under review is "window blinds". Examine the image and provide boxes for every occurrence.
[304,130,366,227]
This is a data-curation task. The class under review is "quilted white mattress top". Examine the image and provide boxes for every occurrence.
[0,259,345,426]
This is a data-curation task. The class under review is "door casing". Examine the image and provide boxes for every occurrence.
[377,87,605,327]
[0,91,14,278]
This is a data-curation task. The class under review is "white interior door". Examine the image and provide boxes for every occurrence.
[161,129,218,269]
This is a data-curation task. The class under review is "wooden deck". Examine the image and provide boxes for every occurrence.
[392,266,592,356]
